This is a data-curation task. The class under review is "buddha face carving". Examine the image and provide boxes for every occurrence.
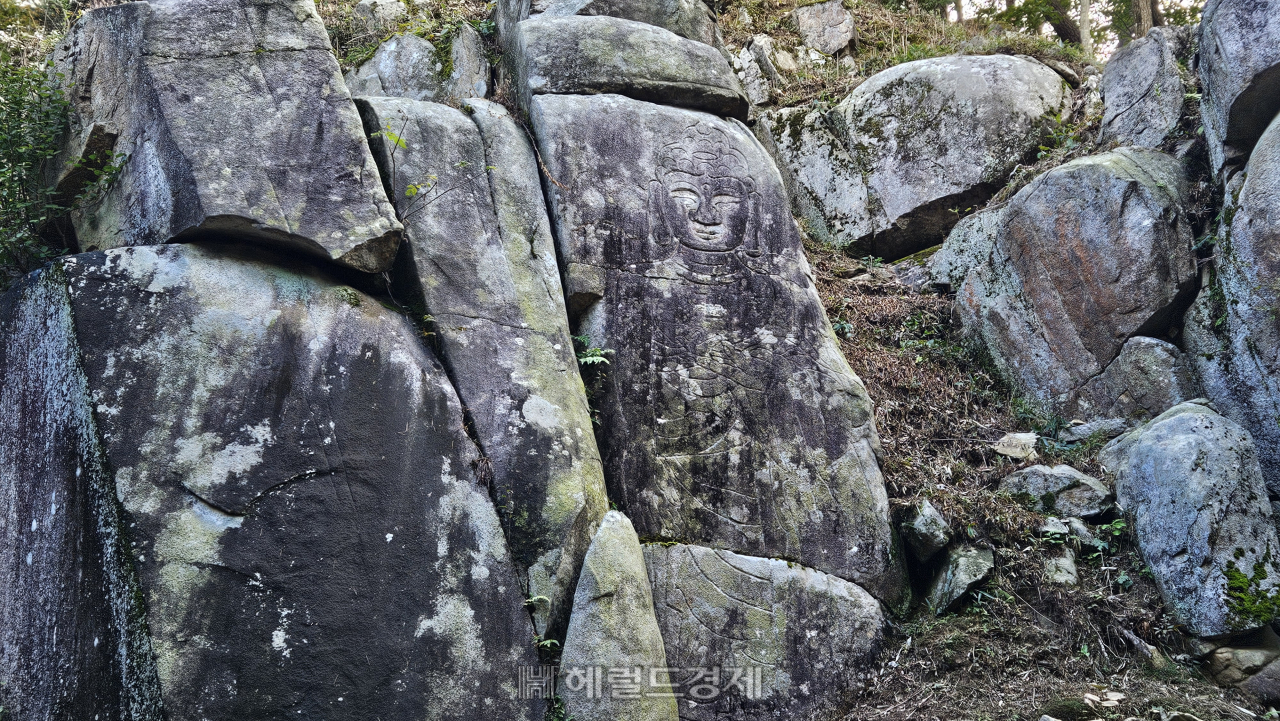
[652,123,760,256]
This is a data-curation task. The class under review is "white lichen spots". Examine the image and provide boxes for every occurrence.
[413,595,485,666]
[754,327,779,345]
[271,628,289,655]
[386,533,394,543]
[25,552,32,565]
[520,395,563,431]
[172,420,274,498]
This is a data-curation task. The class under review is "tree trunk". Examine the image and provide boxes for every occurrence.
[954,0,964,21]
[1079,0,1092,56]
[1045,0,1082,44]
[1135,0,1153,39]
[1005,0,1014,10]
[1152,0,1165,26]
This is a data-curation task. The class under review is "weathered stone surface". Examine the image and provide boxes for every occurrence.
[446,24,491,100]
[926,546,994,614]
[792,0,856,56]
[999,465,1113,519]
[0,267,161,721]
[2,243,541,719]
[1101,400,1280,636]
[1100,26,1185,148]
[51,0,403,273]
[1197,0,1280,172]
[346,34,444,101]
[359,96,608,639]
[512,16,748,119]
[902,499,951,564]
[991,432,1039,460]
[958,148,1197,416]
[827,55,1068,259]
[531,93,906,605]
[560,512,677,721]
[756,105,872,249]
[1208,626,1280,686]
[353,0,405,31]
[1045,549,1078,586]
[1059,418,1130,443]
[1069,336,1200,422]
[1184,114,1280,495]
[731,46,771,106]
[927,202,1007,291]
[645,543,885,720]
[533,0,719,46]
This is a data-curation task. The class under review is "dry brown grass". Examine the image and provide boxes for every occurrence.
[717,0,1096,108]
[803,241,1268,721]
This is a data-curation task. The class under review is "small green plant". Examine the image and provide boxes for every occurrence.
[572,335,612,366]
[523,595,550,610]
[832,318,854,339]
[535,637,560,651]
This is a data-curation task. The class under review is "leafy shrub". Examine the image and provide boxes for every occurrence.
[0,61,70,288]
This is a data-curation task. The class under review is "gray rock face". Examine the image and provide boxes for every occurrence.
[0,268,161,721]
[358,96,608,639]
[645,543,885,720]
[1,244,541,719]
[926,546,994,614]
[957,148,1197,417]
[531,92,906,606]
[1184,114,1280,496]
[1045,549,1078,586]
[792,0,856,56]
[345,34,445,101]
[756,106,872,249]
[560,512,677,721]
[512,16,748,119]
[1069,336,1200,422]
[1198,0,1280,171]
[533,0,719,46]
[347,27,490,104]
[50,0,402,273]
[1101,401,1280,636]
[353,0,405,31]
[999,465,1113,519]
[927,202,1007,291]
[902,499,951,564]
[1059,418,1131,443]
[1100,26,1185,148]
[826,55,1068,260]
[731,46,771,106]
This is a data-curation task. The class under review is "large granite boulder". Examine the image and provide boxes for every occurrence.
[1100,26,1185,148]
[559,512,677,721]
[357,96,608,639]
[792,0,856,56]
[925,202,1006,291]
[510,16,748,119]
[822,55,1068,260]
[756,105,872,250]
[49,0,402,273]
[1069,335,1200,422]
[0,244,541,719]
[527,0,719,46]
[530,92,906,606]
[999,465,1113,519]
[1101,401,1280,636]
[1185,113,1280,496]
[645,543,885,720]
[957,147,1197,417]
[346,27,489,104]
[1198,0,1280,172]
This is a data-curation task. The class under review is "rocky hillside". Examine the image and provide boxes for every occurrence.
[2,0,1279,719]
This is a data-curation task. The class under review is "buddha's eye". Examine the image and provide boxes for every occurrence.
[669,187,700,212]
[711,194,742,213]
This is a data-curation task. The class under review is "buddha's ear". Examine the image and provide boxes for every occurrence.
[743,191,764,258]
[648,180,676,249]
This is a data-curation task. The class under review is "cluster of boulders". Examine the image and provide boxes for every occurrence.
[5,0,1280,716]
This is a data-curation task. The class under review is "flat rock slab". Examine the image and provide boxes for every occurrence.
[530,92,906,606]
[926,546,994,614]
[1102,401,1280,636]
[358,95,608,639]
[533,0,719,46]
[1198,0,1280,171]
[513,15,748,119]
[827,55,1068,260]
[560,512,677,721]
[1100,26,1185,148]
[999,465,1113,519]
[51,0,402,273]
[1185,113,1280,496]
[0,244,540,719]
[792,0,856,56]
[958,147,1197,417]
[645,543,885,721]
